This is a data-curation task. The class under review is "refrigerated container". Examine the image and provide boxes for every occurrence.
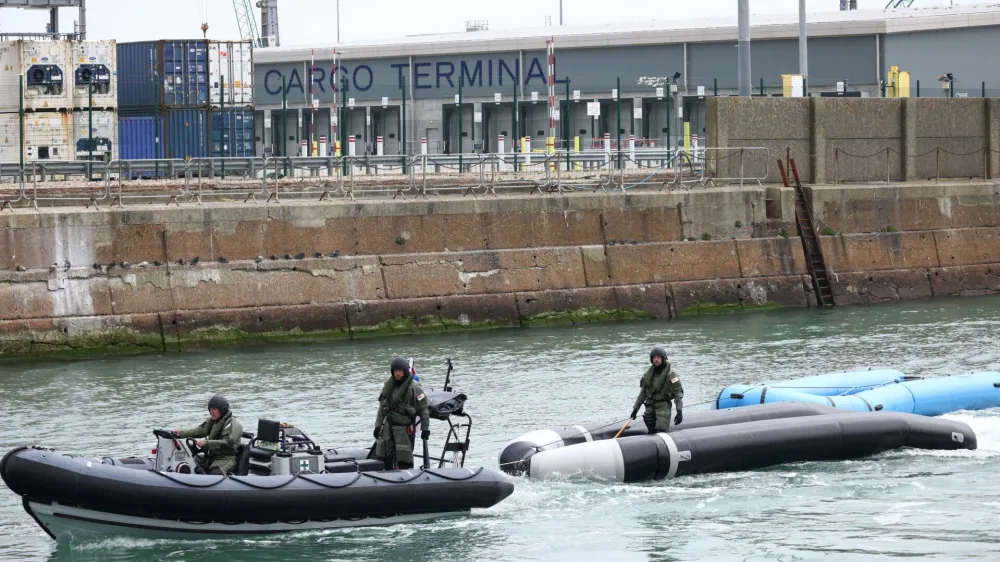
[19,40,71,111]
[0,40,72,112]
[0,111,72,162]
[208,40,254,108]
[72,110,118,162]
[70,40,117,110]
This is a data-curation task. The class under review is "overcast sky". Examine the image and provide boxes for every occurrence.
[1,0,969,45]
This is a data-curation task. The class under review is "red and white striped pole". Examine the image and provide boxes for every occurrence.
[332,49,340,157]
[310,49,316,156]
[547,37,556,157]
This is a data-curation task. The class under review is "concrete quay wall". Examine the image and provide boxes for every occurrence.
[0,188,997,358]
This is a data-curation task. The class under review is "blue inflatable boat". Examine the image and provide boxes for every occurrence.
[715,369,1000,416]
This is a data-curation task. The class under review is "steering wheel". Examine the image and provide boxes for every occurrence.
[185,438,207,459]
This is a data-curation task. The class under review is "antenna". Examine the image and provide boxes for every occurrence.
[465,20,489,32]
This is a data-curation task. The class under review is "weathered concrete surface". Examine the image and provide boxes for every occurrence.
[0,237,815,358]
[804,182,1000,234]
[820,228,1000,305]
[0,191,770,272]
[0,190,998,359]
[708,97,1000,183]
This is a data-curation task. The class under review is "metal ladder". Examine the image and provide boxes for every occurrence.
[778,158,836,308]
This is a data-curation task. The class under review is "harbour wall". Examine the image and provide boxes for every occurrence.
[0,185,997,358]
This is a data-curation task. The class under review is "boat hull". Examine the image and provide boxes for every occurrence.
[25,499,467,541]
[1,446,513,540]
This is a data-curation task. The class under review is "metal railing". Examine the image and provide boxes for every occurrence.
[0,148,770,209]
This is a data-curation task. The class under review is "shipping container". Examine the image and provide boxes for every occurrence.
[117,40,208,109]
[0,42,19,112]
[0,40,72,112]
[211,108,255,157]
[70,40,117,110]
[0,111,72,163]
[165,108,208,159]
[208,41,254,108]
[19,40,72,111]
[117,108,256,161]
[72,110,118,162]
[119,115,163,160]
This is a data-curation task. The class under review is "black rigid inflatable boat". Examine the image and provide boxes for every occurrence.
[1,389,513,541]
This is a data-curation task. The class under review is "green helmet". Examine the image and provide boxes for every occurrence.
[649,347,668,364]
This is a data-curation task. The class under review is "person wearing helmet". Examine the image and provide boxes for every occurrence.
[373,357,431,470]
[630,347,684,433]
[172,394,244,475]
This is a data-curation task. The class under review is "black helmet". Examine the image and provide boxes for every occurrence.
[650,347,668,364]
[208,394,230,414]
[390,357,410,375]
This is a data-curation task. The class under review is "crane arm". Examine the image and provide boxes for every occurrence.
[232,0,263,48]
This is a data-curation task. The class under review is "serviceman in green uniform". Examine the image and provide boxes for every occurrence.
[374,357,431,470]
[172,394,244,475]
[630,347,684,433]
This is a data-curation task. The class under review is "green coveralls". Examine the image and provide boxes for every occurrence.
[374,373,430,469]
[632,363,684,433]
[178,411,243,474]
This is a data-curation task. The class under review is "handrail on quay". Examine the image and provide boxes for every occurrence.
[0,148,772,209]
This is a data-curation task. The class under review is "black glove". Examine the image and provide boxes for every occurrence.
[630,409,639,420]
[373,426,381,439]
[674,411,683,426]
[421,429,431,440]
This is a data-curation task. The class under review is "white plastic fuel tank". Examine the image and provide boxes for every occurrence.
[69,40,117,110]
[19,40,72,111]
[208,41,254,108]
[0,111,72,163]
[72,110,118,162]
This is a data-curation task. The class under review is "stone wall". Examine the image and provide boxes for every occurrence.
[820,228,1000,304]
[804,181,1000,235]
[1,189,998,359]
[707,97,1000,184]
[0,237,817,357]
[0,191,767,273]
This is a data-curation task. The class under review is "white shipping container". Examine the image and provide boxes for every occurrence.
[72,110,118,162]
[0,42,20,112]
[0,111,72,163]
[208,41,254,107]
[19,40,71,111]
[70,40,117,110]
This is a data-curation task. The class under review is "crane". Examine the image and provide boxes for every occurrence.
[232,0,263,47]
[230,0,280,48]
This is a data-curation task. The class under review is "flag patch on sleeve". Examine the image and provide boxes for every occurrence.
[670,377,678,383]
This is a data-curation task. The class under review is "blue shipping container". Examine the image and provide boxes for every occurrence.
[211,109,255,158]
[165,109,209,160]
[119,116,164,160]
[117,40,209,109]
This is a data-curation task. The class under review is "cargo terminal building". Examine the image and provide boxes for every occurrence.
[253,5,1000,159]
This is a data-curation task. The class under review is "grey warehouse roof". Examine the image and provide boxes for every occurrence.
[256,3,1000,62]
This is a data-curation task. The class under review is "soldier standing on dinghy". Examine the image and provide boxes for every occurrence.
[172,395,244,475]
[630,347,684,433]
[374,357,431,470]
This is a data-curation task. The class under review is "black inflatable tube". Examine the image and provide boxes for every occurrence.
[1,448,513,523]
[526,411,976,482]
[669,411,975,478]
[500,403,850,476]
